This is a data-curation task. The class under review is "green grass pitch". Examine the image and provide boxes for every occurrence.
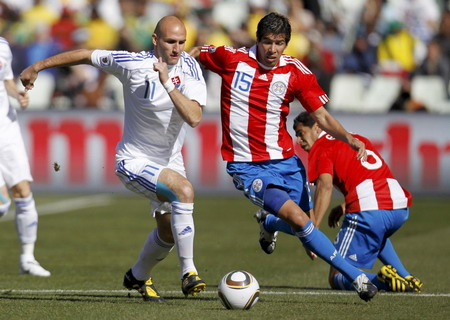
[0,194,449,319]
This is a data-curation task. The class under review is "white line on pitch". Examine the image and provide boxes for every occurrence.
[0,289,449,298]
[0,194,114,223]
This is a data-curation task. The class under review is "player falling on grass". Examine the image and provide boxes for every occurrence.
[291,112,423,293]
[0,37,51,277]
[260,111,423,293]
[20,16,206,302]
[189,12,378,302]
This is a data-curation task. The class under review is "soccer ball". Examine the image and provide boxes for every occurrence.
[218,270,260,310]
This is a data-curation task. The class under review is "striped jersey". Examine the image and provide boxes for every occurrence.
[91,50,206,165]
[199,44,328,162]
[307,132,412,212]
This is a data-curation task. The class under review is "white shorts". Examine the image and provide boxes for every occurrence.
[0,124,33,188]
[115,153,186,204]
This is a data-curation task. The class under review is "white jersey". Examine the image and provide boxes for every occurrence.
[0,37,33,186]
[91,50,207,166]
[0,37,17,135]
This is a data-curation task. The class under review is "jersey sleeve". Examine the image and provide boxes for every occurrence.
[180,53,207,106]
[90,50,130,82]
[199,45,232,73]
[294,72,329,113]
[181,72,207,106]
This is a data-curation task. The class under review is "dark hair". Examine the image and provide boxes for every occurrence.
[256,12,291,44]
[293,112,315,130]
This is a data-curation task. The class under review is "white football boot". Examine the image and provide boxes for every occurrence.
[20,257,51,277]
[352,273,378,302]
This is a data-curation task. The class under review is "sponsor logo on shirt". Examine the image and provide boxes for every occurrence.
[349,254,358,262]
[270,81,287,95]
[258,74,268,81]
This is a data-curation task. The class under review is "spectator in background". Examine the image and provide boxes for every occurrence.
[83,5,118,50]
[413,39,450,98]
[51,6,80,51]
[377,20,416,77]
[341,32,377,76]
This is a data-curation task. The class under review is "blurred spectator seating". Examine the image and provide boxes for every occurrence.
[410,75,450,113]
[328,74,403,113]
[327,73,366,112]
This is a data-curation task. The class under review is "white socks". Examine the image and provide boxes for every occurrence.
[131,201,197,280]
[132,228,174,281]
[171,202,197,278]
[15,193,38,245]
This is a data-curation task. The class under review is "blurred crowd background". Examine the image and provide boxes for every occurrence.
[1,0,450,113]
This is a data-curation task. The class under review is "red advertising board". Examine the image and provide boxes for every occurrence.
[17,111,450,195]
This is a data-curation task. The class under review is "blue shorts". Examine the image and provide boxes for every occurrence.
[333,208,409,269]
[226,155,313,213]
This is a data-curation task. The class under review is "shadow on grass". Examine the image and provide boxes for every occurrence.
[0,292,217,304]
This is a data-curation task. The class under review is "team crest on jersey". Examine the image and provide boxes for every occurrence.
[208,46,217,53]
[100,55,111,66]
[270,81,287,95]
[325,134,335,140]
[252,179,263,193]
[171,76,181,88]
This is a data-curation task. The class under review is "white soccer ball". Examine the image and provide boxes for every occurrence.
[218,270,260,310]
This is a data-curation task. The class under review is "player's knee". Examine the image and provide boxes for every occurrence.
[0,200,11,218]
[263,186,290,215]
[176,180,194,202]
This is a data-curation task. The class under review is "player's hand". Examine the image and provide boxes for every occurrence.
[349,137,367,162]
[153,57,169,84]
[19,65,39,91]
[304,247,318,260]
[17,91,29,109]
[328,204,344,228]
[188,46,201,59]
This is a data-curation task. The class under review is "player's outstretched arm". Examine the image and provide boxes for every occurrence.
[20,49,95,91]
[311,106,367,161]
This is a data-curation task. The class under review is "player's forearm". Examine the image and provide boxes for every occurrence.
[169,90,203,127]
[313,176,334,228]
[311,106,352,144]
[32,49,94,72]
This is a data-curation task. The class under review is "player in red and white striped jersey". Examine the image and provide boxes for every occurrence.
[291,111,422,293]
[190,12,378,301]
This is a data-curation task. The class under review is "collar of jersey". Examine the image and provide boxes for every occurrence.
[249,45,287,70]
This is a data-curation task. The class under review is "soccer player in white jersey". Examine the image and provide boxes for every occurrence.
[190,12,378,302]
[0,37,51,277]
[291,111,423,293]
[20,16,207,302]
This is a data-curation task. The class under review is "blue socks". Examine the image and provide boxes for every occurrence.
[379,239,410,278]
[264,214,294,234]
[295,220,362,282]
